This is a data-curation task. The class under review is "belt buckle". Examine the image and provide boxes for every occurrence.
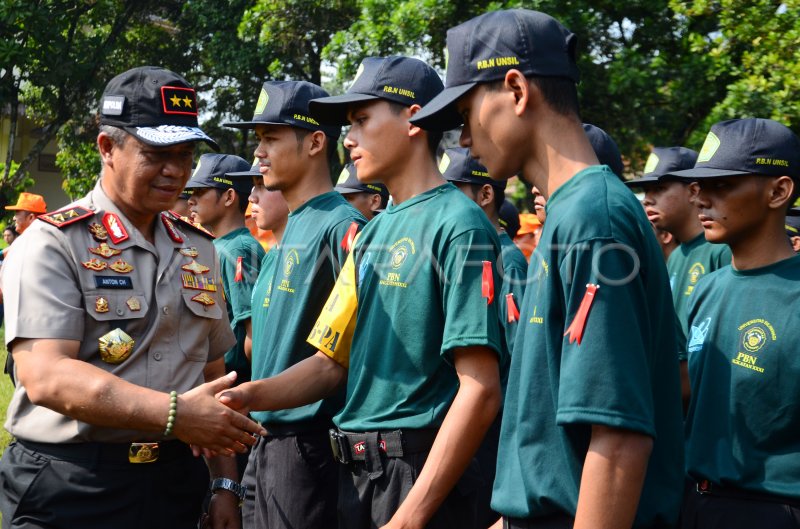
[696,479,712,495]
[128,442,159,463]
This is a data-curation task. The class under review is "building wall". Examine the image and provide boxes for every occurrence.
[1,113,71,213]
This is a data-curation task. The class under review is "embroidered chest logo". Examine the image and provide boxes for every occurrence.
[278,249,300,294]
[380,238,415,289]
[685,262,706,295]
[732,319,776,374]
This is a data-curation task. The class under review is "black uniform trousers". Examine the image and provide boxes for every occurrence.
[0,440,208,529]
[681,480,800,529]
[246,427,338,529]
[337,432,483,529]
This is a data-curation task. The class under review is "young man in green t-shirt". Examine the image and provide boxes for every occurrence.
[625,146,731,409]
[185,153,265,383]
[411,9,684,529]
[334,162,389,220]
[223,81,366,529]
[221,56,503,529]
[671,118,800,529]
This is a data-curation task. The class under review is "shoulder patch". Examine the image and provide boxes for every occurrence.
[37,206,93,228]
[164,210,215,239]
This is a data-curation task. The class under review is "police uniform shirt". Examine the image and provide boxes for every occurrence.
[214,227,265,380]
[314,183,503,432]
[3,181,235,443]
[498,231,528,389]
[250,191,365,425]
[666,232,731,360]
[491,167,685,527]
[685,254,800,499]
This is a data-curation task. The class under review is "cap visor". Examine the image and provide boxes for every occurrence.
[668,167,752,180]
[128,126,219,151]
[334,186,363,195]
[226,169,261,178]
[309,94,381,126]
[623,176,661,187]
[788,207,800,217]
[410,83,476,131]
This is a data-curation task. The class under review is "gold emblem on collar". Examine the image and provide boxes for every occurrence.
[98,328,135,364]
[89,242,122,259]
[88,223,108,241]
[83,258,107,271]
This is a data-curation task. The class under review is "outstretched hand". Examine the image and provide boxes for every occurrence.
[173,372,265,455]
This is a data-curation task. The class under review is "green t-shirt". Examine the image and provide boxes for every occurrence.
[491,167,684,527]
[250,247,278,372]
[214,227,265,383]
[498,231,528,389]
[685,254,800,499]
[335,183,503,431]
[667,232,731,361]
[251,192,365,425]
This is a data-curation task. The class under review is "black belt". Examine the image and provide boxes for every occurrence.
[696,479,800,508]
[329,428,438,464]
[19,439,190,465]
[262,417,333,437]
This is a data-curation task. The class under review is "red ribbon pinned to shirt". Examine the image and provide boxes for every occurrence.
[341,222,358,253]
[564,284,599,345]
[235,256,243,282]
[482,261,494,305]
[506,293,520,322]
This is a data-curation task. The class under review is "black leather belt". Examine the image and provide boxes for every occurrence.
[696,479,800,508]
[329,428,438,464]
[19,439,189,464]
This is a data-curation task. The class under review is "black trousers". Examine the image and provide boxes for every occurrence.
[681,481,800,529]
[247,429,338,529]
[0,440,208,529]
[337,440,483,529]
[503,514,574,529]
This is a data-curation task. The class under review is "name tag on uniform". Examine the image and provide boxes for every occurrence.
[95,276,133,289]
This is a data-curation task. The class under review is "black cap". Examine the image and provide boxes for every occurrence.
[625,147,699,187]
[671,118,800,180]
[99,66,218,150]
[411,9,579,131]
[440,147,506,190]
[309,56,459,126]
[498,199,521,239]
[178,189,193,200]
[226,160,261,180]
[583,124,624,180]
[184,154,253,195]
[224,81,341,138]
[334,163,389,200]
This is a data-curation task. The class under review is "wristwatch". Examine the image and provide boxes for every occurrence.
[210,477,246,506]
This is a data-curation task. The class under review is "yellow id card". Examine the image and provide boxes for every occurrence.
[307,248,359,368]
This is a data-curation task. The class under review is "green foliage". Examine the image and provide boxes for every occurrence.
[0,161,33,208]
[57,123,102,200]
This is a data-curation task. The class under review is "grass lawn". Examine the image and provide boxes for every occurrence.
[0,327,13,455]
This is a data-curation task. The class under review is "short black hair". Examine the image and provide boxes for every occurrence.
[487,76,580,118]
[467,182,503,213]
[212,188,249,214]
[387,101,443,157]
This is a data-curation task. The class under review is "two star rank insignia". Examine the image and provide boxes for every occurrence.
[161,85,197,116]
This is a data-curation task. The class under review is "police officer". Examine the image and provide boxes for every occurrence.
[334,163,389,220]
[672,118,800,529]
[0,66,264,529]
[412,9,684,528]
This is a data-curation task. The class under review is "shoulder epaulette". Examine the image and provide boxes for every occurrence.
[37,206,94,228]
[164,210,215,239]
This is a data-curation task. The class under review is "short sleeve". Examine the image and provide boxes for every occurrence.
[440,229,503,359]
[555,238,657,437]
[2,227,85,344]
[217,242,261,326]
[327,219,365,277]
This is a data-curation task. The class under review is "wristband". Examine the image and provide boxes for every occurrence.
[163,391,177,436]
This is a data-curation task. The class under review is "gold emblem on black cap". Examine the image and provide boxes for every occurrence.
[161,86,197,116]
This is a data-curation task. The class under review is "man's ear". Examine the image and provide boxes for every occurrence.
[478,184,494,208]
[368,193,382,212]
[768,175,795,211]
[97,133,116,167]
[223,188,237,208]
[307,130,327,157]
[505,69,532,117]
[407,104,424,139]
